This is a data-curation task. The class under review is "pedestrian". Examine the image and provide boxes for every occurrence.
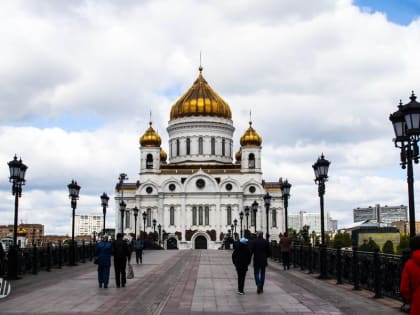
[95,235,112,288]
[133,236,144,264]
[232,237,252,295]
[280,232,291,270]
[112,233,131,288]
[249,230,271,294]
[400,234,420,315]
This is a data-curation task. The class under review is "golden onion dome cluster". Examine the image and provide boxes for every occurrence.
[240,121,262,146]
[170,67,232,120]
[139,122,162,147]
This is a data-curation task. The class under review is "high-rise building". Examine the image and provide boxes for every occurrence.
[353,204,407,224]
[74,215,103,236]
[114,66,286,249]
[288,211,336,234]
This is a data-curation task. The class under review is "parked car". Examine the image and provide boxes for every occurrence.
[1,237,13,251]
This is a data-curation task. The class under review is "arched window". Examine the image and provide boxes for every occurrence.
[199,206,203,225]
[198,137,203,154]
[176,139,180,156]
[146,154,153,169]
[227,206,232,225]
[192,207,197,225]
[170,207,175,226]
[147,208,152,227]
[205,206,209,225]
[272,209,277,227]
[186,138,191,155]
[222,138,225,156]
[248,153,255,169]
[211,137,215,155]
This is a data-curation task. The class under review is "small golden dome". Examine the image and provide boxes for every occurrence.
[235,149,242,161]
[160,148,167,161]
[140,121,162,147]
[17,227,27,236]
[240,121,262,146]
[170,67,232,120]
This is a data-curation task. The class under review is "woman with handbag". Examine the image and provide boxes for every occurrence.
[95,235,112,288]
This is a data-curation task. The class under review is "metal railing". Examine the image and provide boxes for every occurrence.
[270,242,410,301]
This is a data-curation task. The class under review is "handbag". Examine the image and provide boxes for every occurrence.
[127,263,134,279]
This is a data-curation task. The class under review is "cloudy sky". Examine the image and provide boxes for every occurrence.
[1,0,419,235]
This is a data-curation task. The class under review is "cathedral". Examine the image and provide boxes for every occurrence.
[115,66,284,249]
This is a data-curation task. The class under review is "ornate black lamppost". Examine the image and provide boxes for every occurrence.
[100,192,109,236]
[7,155,28,279]
[158,224,162,246]
[390,91,420,238]
[68,180,81,266]
[152,219,157,243]
[252,200,258,233]
[244,206,250,232]
[239,211,244,237]
[142,211,147,240]
[313,153,330,279]
[233,219,237,235]
[133,206,139,240]
[280,178,292,233]
[263,192,272,240]
[119,200,126,234]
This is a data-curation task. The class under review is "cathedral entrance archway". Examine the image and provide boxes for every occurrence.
[194,235,207,249]
[167,237,178,250]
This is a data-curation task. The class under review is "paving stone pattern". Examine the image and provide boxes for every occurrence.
[0,250,401,315]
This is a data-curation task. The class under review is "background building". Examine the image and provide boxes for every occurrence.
[0,223,44,246]
[353,204,407,224]
[74,215,103,236]
[288,211,336,234]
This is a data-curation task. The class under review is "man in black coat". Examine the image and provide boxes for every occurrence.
[249,231,271,294]
[112,233,131,288]
[232,237,252,295]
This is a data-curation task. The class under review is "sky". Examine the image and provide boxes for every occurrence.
[1,0,420,235]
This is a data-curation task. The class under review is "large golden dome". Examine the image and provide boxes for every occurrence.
[170,66,232,120]
[140,122,162,147]
[240,121,262,146]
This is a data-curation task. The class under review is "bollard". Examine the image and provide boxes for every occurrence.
[46,243,51,272]
[352,245,361,290]
[32,244,38,275]
[336,246,343,284]
[373,248,382,298]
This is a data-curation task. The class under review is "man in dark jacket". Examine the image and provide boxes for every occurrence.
[249,231,271,294]
[232,237,252,295]
[112,233,131,288]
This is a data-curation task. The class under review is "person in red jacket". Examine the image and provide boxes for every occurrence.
[400,234,420,315]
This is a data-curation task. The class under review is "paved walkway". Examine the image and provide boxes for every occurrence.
[0,250,402,314]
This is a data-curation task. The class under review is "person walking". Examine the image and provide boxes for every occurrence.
[232,237,252,295]
[95,235,112,288]
[400,234,420,315]
[249,231,271,294]
[133,236,144,264]
[280,232,291,270]
[112,233,131,288]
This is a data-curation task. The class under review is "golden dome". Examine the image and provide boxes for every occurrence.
[140,122,162,147]
[17,227,27,236]
[235,148,242,161]
[240,121,262,146]
[160,148,167,162]
[170,67,232,120]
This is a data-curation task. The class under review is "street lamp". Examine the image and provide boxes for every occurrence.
[119,200,126,234]
[7,155,28,279]
[252,200,258,233]
[244,206,250,232]
[68,180,81,266]
[158,224,161,247]
[280,178,292,233]
[263,192,272,240]
[142,211,147,240]
[133,206,139,240]
[152,219,157,243]
[100,192,109,236]
[390,91,420,238]
[313,153,330,279]
[239,212,244,237]
[233,219,237,235]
